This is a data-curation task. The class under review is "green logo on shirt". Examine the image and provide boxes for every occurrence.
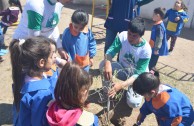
[46,13,59,28]
[124,53,135,65]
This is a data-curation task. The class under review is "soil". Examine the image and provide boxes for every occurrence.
[0,1,194,126]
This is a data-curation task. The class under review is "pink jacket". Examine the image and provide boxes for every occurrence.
[46,102,82,126]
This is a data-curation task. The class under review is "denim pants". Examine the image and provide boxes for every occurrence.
[0,22,8,34]
[99,61,131,81]
[99,61,143,108]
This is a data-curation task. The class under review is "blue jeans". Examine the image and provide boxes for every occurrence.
[104,28,118,54]
[99,61,143,108]
[99,61,131,81]
[0,22,8,34]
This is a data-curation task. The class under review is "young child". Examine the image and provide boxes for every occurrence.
[0,0,20,34]
[101,17,152,108]
[164,0,189,53]
[46,62,99,126]
[133,71,194,126]
[149,7,168,70]
[59,9,96,72]
[10,36,57,126]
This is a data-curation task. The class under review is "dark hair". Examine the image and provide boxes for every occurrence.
[71,9,89,26]
[54,62,92,109]
[154,7,166,19]
[9,36,56,111]
[133,71,160,95]
[128,17,145,37]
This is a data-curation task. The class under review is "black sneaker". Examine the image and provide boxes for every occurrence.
[168,49,173,52]
[168,49,173,55]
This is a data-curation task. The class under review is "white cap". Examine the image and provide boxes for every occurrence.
[126,85,143,108]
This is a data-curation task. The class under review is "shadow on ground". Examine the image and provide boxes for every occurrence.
[0,103,13,125]
[157,62,194,82]
[89,68,101,77]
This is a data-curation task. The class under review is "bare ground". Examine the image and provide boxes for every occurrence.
[0,1,194,126]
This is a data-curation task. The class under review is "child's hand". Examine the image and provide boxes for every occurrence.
[154,50,159,55]
[89,58,94,67]
[58,48,69,60]
[175,16,180,21]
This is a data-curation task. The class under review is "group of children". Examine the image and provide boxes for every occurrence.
[103,0,193,125]
[149,0,189,70]
[9,8,98,125]
[10,36,98,125]
[134,1,193,125]
[5,0,193,125]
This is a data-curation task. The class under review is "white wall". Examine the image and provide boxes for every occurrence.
[73,0,194,28]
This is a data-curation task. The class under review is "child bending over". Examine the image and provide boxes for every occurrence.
[133,71,194,126]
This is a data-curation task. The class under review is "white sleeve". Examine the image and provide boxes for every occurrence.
[50,27,62,48]
[56,37,63,48]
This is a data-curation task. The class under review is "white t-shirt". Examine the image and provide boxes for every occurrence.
[13,0,63,42]
[118,31,151,72]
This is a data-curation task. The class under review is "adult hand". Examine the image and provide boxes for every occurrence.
[104,60,112,80]
[89,58,94,67]
[58,48,69,60]
[108,83,122,98]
